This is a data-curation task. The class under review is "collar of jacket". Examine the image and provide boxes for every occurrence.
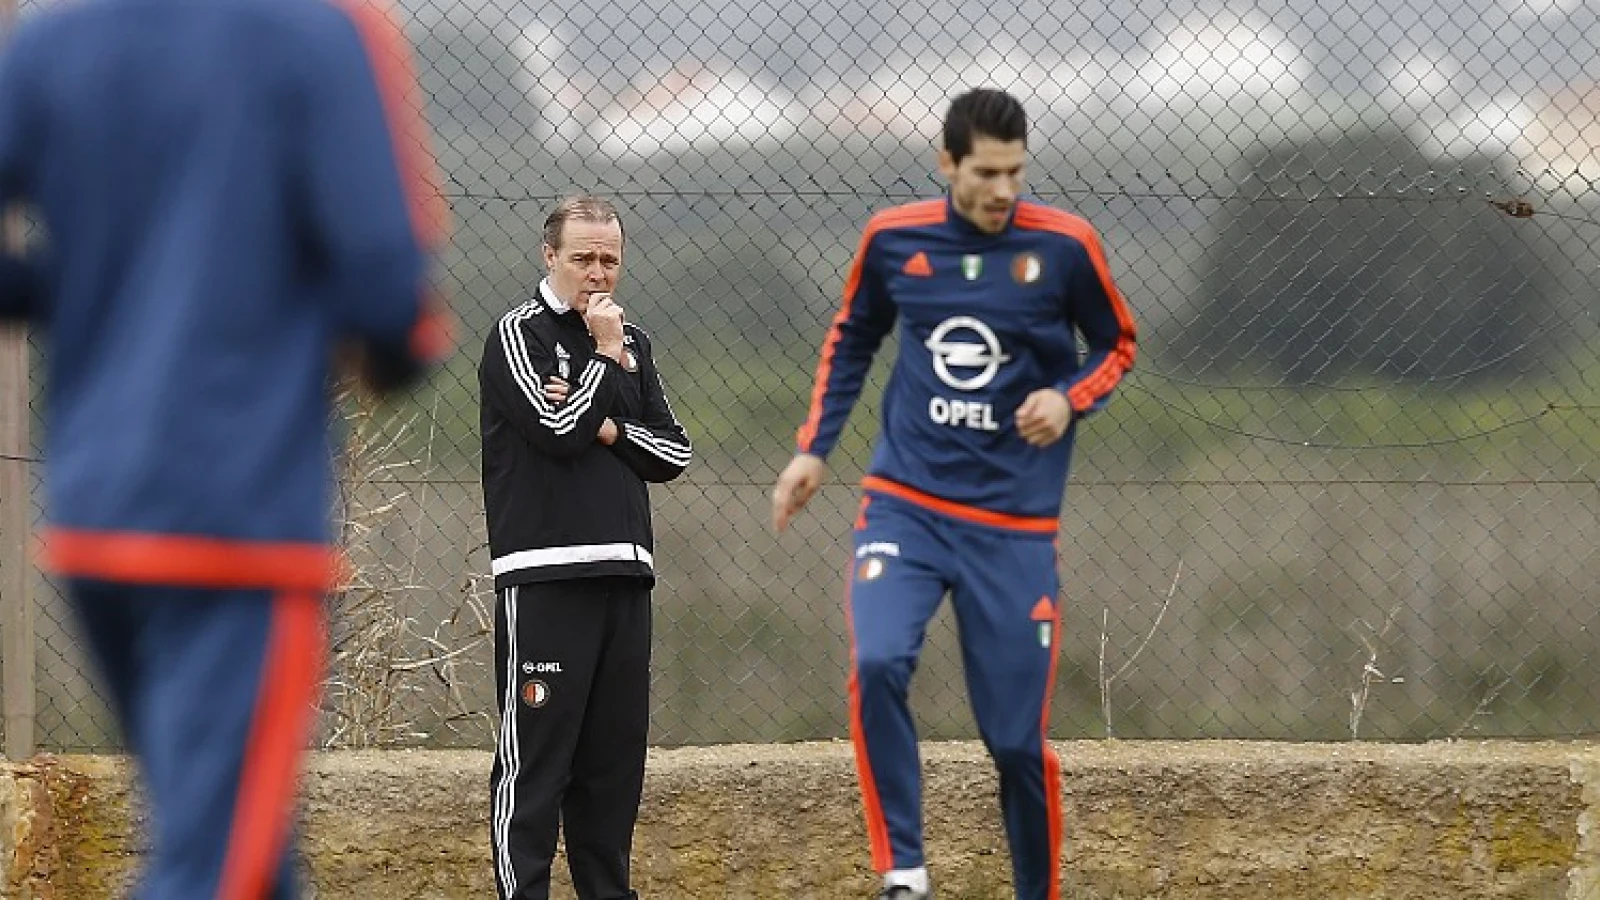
[537,278,580,316]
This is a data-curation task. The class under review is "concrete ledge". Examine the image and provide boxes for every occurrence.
[4,741,1599,899]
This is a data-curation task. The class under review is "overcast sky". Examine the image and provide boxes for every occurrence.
[398,0,1598,181]
[404,0,1597,95]
[14,0,1593,182]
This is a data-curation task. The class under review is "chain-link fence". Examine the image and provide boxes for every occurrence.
[2,0,1599,752]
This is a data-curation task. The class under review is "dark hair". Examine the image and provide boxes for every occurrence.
[542,195,624,251]
[942,88,1027,163]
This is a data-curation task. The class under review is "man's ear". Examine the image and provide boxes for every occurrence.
[936,148,956,181]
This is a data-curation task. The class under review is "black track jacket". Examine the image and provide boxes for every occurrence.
[479,284,692,590]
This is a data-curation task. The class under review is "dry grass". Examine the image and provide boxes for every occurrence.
[320,383,495,749]
[1098,561,1181,738]
[1347,605,1401,740]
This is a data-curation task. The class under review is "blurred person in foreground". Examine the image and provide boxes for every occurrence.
[479,195,691,900]
[0,0,450,896]
[769,87,1137,900]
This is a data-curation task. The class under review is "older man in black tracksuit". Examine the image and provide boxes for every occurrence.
[479,195,691,900]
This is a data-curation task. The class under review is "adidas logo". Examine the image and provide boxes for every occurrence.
[1030,597,1054,621]
[902,251,932,277]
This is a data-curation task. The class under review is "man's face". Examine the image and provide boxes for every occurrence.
[542,218,623,313]
[939,135,1026,234]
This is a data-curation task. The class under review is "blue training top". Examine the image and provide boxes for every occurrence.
[0,0,449,590]
[797,195,1137,531]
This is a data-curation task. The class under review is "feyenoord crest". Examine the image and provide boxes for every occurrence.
[521,679,551,708]
[961,254,983,281]
[1012,253,1042,284]
[858,557,886,581]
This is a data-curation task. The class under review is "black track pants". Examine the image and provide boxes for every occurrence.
[490,578,651,900]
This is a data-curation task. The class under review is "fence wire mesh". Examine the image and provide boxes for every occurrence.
[2,0,1599,750]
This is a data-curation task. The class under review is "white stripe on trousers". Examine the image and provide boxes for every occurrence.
[493,586,521,896]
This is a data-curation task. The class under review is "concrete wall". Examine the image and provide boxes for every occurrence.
[4,741,1600,899]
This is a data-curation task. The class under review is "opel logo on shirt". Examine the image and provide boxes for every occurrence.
[924,316,1010,391]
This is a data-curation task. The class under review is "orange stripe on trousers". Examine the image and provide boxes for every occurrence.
[843,523,894,870]
[1041,600,1064,900]
[216,591,326,900]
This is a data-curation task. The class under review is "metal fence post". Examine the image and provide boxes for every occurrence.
[0,0,35,762]
[1,328,30,761]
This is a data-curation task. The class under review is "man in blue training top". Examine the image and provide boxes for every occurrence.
[771,87,1137,900]
[0,0,449,897]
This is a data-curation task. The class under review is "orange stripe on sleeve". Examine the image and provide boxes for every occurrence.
[795,250,862,452]
[1015,203,1137,335]
[217,591,327,900]
[1067,336,1132,410]
[1016,203,1138,412]
[867,199,945,230]
[795,201,946,452]
[336,0,449,249]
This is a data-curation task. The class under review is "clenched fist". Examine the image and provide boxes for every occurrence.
[583,293,626,363]
[1015,388,1074,447]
